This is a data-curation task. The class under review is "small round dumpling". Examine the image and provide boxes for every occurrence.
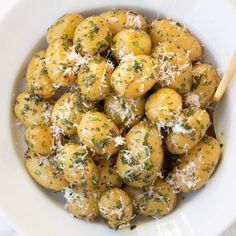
[111,29,151,61]
[25,125,53,155]
[100,9,148,35]
[51,92,94,135]
[111,55,159,98]
[149,19,202,61]
[125,178,177,217]
[152,42,192,94]
[169,136,221,192]
[47,13,84,44]
[46,39,77,87]
[73,16,112,56]
[165,107,210,155]
[14,92,53,127]
[77,111,120,155]
[98,188,133,229]
[116,121,163,187]
[65,186,99,221]
[104,93,145,129]
[184,64,219,108]
[26,50,55,98]
[25,149,68,192]
[145,88,182,126]
[97,159,122,193]
[61,143,99,189]
[77,56,114,101]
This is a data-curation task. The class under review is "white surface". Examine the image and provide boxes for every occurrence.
[0,0,236,236]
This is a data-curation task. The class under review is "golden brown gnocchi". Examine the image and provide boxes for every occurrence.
[125,178,177,217]
[25,125,53,155]
[25,149,68,192]
[73,16,112,56]
[98,188,133,229]
[169,136,221,192]
[77,111,120,155]
[116,121,163,187]
[77,56,114,101]
[111,55,159,98]
[51,92,94,135]
[46,39,76,87]
[152,42,192,94]
[165,107,210,154]
[100,9,148,35]
[111,29,152,61]
[47,13,84,44]
[14,92,53,127]
[61,143,99,189]
[184,64,219,108]
[150,19,202,61]
[26,50,55,98]
[145,88,183,126]
[65,186,99,221]
[104,93,145,129]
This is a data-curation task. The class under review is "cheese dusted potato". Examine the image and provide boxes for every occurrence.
[98,188,133,229]
[184,64,219,108]
[47,13,84,44]
[152,42,192,94]
[25,125,53,155]
[14,92,53,127]
[100,9,148,35]
[26,50,55,98]
[125,178,177,217]
[46,39,77,87]
[111,29,152,61]
[116,121,163,187]
[77,56,114,101]
[111,55,159,98]
[77,111,120,155]
[65,186,99,221]
[150,19,202,61]
[61,143,99,189]
[104,92,145,129]
[145,88,183,126]
[25,149,68,192]
[165,108,210,155]
[73,16,112,56]
[169,136,221,192]
[51,92,95,135]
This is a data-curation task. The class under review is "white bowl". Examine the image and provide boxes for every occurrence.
[0,0,236,235]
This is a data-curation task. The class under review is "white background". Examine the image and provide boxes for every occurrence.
[0,0,235,235]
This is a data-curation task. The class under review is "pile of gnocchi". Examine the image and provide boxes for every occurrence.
[14,9,221,230]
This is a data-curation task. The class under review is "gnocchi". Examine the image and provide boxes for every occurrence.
[73,16,112,56]
[125,178,177,217]
[152,42,192,94]
[77,56,114,101]
[111,29,152,61]
[169,136,221,192]
[77,111,120,155]
[26,50,55,98]
[14,9,222,230]
[47,13,84,44]
[98,188,133,229]
[184,63,219,108]
[149,19,202,61]
[116,121,163,187]
[111,55,159,98]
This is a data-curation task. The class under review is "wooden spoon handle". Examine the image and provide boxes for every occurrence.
[212,50,236,104]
